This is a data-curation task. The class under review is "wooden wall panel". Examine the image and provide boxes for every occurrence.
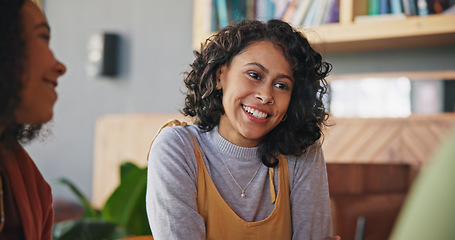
[322,114,455,169]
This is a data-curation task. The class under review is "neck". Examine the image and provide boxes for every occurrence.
[217,118,262,148]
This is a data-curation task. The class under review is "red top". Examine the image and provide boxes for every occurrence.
[0,144,53,239]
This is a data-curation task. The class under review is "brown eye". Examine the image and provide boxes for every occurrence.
[40,34,50,41]
[248,72,260,80]
[274,82,289,90]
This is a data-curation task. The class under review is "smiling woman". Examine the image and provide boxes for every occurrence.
[146,20,339,240]
[0,0,66,238]
[217,41,294,148]
[16,1,66,124]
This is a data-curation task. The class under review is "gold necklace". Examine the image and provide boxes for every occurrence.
[220,158,262,198]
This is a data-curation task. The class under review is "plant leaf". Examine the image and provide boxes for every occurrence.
[120,161,139,183]
[56,178,99,218]
[101,166,151,235]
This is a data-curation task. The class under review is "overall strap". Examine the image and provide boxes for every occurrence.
[147,119,187,161]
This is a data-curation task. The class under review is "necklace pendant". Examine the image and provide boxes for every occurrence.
[241,192,246,198]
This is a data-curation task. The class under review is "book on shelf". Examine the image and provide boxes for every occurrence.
[207,0,219,32]
[368,0,402,15]
[302,0,319,27]
[369,0,380,15]
[208,0,340,31]
[201,0,215,33]
[281,0,299,23]
[379,0,391,14]
[229,0,247,23]
[402,0,418,15]
[215,0,229,28]
[255,0,275,21]
[267,0,276,19]
[204,0,455,34]
[417,0,430,15]
[390,0,404,14]
[322,0,340,25]
[246,0,256,19]
[289,0,312,26]
[360,0,455,19]
[313,0,331,26]
[287,0,340,27]
[428,0,455,14]
[274,0,292,19]
[400,0,455,16]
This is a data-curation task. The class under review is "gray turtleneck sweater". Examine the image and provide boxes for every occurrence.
[146,125,332,240]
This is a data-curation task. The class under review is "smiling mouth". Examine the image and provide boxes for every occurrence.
[242,105,269,119]
[44,78,57,87]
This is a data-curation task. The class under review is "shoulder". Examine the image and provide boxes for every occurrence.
[147,125,201,183]
[286,143,326,186]
[152,124,202,148]
[287,142,324,169]
[3,145,52,202]
[148,125,203,167]
[16,146,50,184]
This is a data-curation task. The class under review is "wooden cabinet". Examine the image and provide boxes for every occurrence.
[193,0,455,53]
[327,163,411,240]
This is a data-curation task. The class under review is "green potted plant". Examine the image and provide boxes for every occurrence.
[53,162,151,240]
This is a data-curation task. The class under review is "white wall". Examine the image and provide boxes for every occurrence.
[25,0,194,202]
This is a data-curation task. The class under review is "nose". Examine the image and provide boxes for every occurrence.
[55,59,66,76]
[256,85,274,105]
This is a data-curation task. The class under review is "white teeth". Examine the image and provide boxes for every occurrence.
[243,105,268,119]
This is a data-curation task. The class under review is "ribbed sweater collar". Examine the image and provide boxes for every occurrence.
[209,126,259,161]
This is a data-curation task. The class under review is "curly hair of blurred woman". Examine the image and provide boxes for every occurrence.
[0,0,42,149]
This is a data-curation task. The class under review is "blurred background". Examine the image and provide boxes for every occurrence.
[27,2,454,238]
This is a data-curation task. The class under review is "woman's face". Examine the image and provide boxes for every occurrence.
[14,1,66,124]
[217,40,294,147]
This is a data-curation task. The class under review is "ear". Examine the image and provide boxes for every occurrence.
[216,65,226,90]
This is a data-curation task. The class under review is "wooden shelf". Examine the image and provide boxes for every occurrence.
[193,0,455,53]
[328,70,455,81]
[305,14,455,53]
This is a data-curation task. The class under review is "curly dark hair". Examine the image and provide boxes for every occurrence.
[0,0,42,149]
[183,19,332,167]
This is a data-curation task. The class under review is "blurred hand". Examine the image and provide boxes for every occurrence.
[324,236,341,240]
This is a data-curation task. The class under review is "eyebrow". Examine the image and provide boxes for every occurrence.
[245,62,294,82]
[34,22,51,32]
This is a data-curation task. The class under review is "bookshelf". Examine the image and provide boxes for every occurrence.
[305,13,455,53]
[193,0,455,54]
